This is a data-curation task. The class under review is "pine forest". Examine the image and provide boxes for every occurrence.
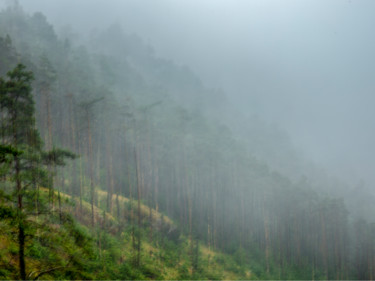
[1,2,375,280]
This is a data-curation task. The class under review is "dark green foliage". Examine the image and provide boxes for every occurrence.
[0,62,77,280]
[0,35,17,76]
[0,64,36,144]
[42,148,76,166]
[0,145,21,162]
[0,204,15,219]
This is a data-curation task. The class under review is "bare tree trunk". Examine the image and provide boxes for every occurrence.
[58,167,64,224]
[133,118,142,267]
[145,121,154,242]
[135,144,142,267]
[263,199,270,275]
[87,110,95,227]
[44,87,54,208]
[78,137,83,216]
[126,138,135,250]
[320,211,328,279]
[106,135,114,214]
[154,166,159,213]
[15,156,26,280]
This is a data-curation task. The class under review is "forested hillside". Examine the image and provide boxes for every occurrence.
[1,3,375,280]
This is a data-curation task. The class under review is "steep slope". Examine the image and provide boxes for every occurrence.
[1,3,375,279]
[0,186,264,280]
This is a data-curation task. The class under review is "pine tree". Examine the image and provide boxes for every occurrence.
[0,64,75,280]
[0,64,39,280]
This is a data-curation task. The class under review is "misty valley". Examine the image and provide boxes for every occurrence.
[1,1,375,280]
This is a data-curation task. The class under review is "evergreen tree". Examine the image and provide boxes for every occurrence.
[0,64,74,280]
[0,64,39,280]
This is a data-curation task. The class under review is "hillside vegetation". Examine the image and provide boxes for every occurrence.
[1,3,375,280]
[1,187,258,280]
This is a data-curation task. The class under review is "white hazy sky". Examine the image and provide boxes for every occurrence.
[8,0,375,187]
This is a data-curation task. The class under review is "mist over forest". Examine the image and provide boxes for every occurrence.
[0,0,375,280]
[16,0,375,187]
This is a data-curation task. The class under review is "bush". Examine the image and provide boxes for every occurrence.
[119,262,145,280]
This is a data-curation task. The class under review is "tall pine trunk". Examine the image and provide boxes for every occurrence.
[87,110,95,227]
[16,156,26,280]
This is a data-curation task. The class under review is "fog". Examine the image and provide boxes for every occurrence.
[13,0,375,187]
[3,1,375,278]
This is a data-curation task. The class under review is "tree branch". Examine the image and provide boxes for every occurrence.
[28,257,73,280]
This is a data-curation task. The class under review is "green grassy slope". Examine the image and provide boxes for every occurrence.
[0,186,263,280]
